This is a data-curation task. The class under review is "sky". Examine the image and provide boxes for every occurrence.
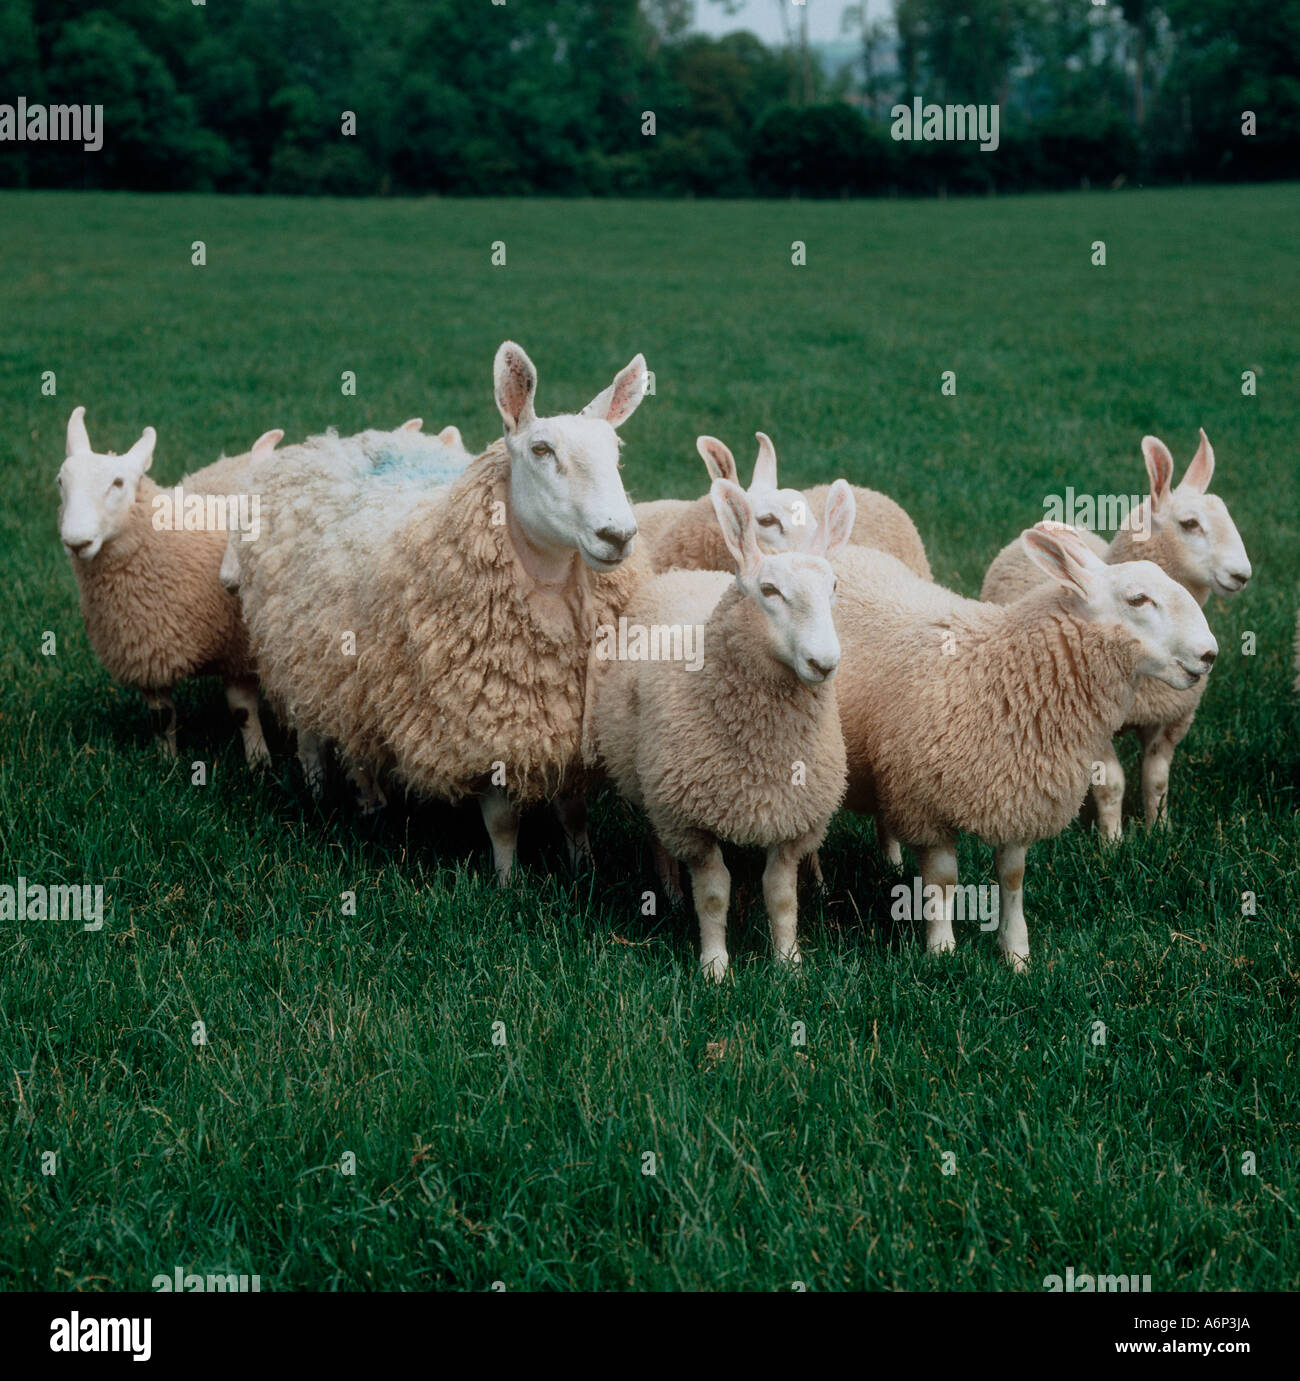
[690,0,894,46]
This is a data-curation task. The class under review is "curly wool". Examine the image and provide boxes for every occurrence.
[645,484,931,579]
[241,435,645,806]
[834,547,1140,848]
[980,514,1207,735]
[67,466,254,693]
[592,569,846,863]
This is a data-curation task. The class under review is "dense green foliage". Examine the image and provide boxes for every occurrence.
[0,1,1296,196]
[1,187,1296,1288]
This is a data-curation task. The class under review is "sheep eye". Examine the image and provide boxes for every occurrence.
[1126,594,1150,607]
[760,583,781,599]
[756,514,780,528]
[110,477,125,490]
[1179,518,1200,532]
[531,442,553,458]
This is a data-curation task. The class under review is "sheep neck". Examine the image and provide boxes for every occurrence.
[702,582,824,707]
[504,490,579,593]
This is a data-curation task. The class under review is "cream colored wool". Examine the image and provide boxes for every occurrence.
[240,436,646,808]
[836,546,1137,848]
[69,472,255,694]
[647,484,930,578]
[979,433,1248,834]
[594,571,846,858]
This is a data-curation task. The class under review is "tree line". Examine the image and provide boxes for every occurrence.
[0,0,1295,196]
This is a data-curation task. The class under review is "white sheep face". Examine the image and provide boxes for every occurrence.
[57,406,155,561]
[711,476,857,685]
[494,342,644,573]
[1142,432,1251,597]
[696,432,818,556]
[1023,524,1218,692]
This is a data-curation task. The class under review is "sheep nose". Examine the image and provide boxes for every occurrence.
[1200,648,1217,668]
[66,538,92,554]
[596,523,635,551]
[807,655,838,679]
[1227,570,1250,588]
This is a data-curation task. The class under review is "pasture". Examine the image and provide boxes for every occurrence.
[0,185,1297,1290]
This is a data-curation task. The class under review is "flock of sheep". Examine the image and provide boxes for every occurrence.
[58,342,1271,977]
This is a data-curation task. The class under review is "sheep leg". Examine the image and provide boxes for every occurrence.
[144,689,178,758]
[552,794,591,869]
[297,729,327,799]
[688,842,731,981]
[479,787,520,884]
[1138,721,1187,827]
[916,843,958,955]
[347,761,387,815]
[224,678,269,766]
[876,817,904,868]
[994,842,1030,973]
[650,833,683,901]
[1091,740,1126,842]
[763,841,803,966]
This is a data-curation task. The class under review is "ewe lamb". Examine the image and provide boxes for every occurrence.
[835,523,1218,970]
[642,431,931,578]
[237,342,648,880]
[593,479,855,980]
[981,431,1250,837]
[58,407,278,764]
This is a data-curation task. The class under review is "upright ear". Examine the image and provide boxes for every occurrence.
[1021,521,1103,601]
[752,432,779,490]
[494,341,538,435]
[696,436,738,483]
[812,479,856,558]
[1141,436,1175,510]
[123,426,156,476]
[709,478,761,578]
[582,353,647,428]
[66,405,90,457]
[400,417,423,433]
[437,425,464,449]
[251,428,283,459]
[1179,428,1215,493]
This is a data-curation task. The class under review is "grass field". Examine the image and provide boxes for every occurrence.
[1,186,1297,1292]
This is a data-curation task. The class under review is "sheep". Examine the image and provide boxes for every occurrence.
[236,342,649,880]
[641,431,931,579]
[592,478,856,980]
[833,522,1218,970]
[57,406,280,764]
[980,430,1250,837]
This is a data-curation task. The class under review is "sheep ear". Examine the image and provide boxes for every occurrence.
[1141,436,1175,510]
[494,341,538,435]
[1021,522,1100,600]
[437,425,463,449]
[66,406,90,457]
[582,354,647,428]
[696,436,737,483]
[400,417,423,433]
[752,432,779,490]
[710,478,761,578]
[1179,428,1215,494]
[251,429,283,459]
[123,426,156,476]
[813,479,856,558]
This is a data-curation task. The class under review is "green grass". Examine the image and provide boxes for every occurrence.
[1,187,1297,1291]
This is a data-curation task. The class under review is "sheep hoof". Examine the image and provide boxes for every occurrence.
[245,739,272,768]
[1001,949,1029,973]
[926,938,956,957]
[775,946,803,967]
[699,953,729,983]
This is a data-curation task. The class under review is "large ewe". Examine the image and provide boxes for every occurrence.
[835,523,1218,970]
[237,342,648,880]
[642,432,931,579]
[58,407,279,763]
[593,479,855,979]
[981,431,1250,837]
